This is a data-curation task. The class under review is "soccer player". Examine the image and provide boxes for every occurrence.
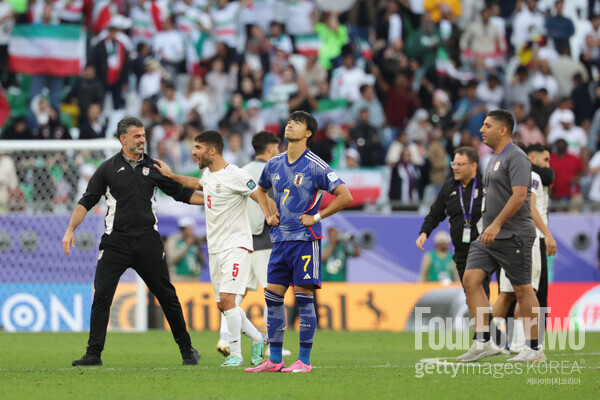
[154,130,270,367]
[216,131,291,358]
[457,109,546,363]
[246,111,353,373]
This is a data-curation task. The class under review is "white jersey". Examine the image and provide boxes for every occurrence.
[242,159,268,236]
[200,163,257,253]
[531,171,548,238]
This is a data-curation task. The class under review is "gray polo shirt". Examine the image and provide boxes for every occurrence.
[483,144,536,239]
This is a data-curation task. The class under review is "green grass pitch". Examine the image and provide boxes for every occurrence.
[1,331,598,399]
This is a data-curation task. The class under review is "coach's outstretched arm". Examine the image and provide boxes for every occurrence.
[299,184,353,227]
[62,204,88,256]
[154,159,203,191]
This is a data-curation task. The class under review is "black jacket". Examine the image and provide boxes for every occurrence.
[420,174,483,265]
[78,152,194,236]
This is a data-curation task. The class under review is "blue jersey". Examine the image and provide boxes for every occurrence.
[258,149,344,242]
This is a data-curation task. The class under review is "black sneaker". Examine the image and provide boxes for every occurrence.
[182,348,201,365]
[72,354,102,366]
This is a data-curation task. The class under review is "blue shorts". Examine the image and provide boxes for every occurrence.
[268,240,322,288]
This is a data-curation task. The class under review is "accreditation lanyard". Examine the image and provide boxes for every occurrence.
[481,142,512,214]
[459,176,476,243]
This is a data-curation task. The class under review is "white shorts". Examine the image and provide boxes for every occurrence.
[209,248,252,302]
[246,249,270,291]
[500,236,541,292]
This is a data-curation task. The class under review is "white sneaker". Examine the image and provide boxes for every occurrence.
[490,341,510,355]
[508,347,547,363]
[217,339,230,357]
[508,343,526,354]
[265,346,292,357]
[456,340,500,362]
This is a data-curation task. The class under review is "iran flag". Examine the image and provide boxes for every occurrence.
[294,34,320,56]
[8,25,85,77]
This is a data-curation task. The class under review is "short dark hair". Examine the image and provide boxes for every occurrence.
[513,140,527,152]
[195,130,224,154]
[252,131,280,155]
[526,143,546,155]
[288,111,318,143]
[117,117,144,137]
[486,109,515,134]
[454,146,479,164]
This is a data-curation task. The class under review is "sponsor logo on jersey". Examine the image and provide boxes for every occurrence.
[142,167,150,176]
[450,190,457,197]
[294,173,305,187]
[117,167,125,173]
[98,250,104,260]
[327,171,338,182]
[272,173,280,181]
[247,180,257,190]
[494,161,500,171]
[216,184,221,193]
[474,189,479,198]
[303,273,311,280]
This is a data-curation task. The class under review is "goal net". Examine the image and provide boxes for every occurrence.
[0,139,147,332]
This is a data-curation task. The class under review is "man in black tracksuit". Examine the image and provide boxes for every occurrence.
[416,147,489,296]
[62,117,203,366]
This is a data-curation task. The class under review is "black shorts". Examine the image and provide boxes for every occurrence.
[466,235,535,286]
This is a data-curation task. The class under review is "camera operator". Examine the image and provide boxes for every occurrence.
[322,227,361,282]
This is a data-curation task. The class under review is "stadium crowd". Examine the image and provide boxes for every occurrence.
[1,0,600,211]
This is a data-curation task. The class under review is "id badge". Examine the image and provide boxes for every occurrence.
[462,225,471,243]
[481,195,486,213]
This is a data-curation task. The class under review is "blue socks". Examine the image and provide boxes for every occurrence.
[296,292,316,365]
[265,289,285,363]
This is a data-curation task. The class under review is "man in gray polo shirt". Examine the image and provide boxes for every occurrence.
[457,109,546,363]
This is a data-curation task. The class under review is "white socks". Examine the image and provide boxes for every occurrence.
[223,307,242,357]
[511,319,526,349]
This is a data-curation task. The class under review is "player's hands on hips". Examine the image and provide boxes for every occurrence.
[299,214,317,227]
[545,233,557,256]
[481,222,500,246]
[416,232,427,251]
[62,229,75,256]
[153,159,172,177]
[267,213,280,226]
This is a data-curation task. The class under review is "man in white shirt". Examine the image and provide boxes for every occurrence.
[547,109,589,161]
[154,130,272,367]
[330,53,368,103]
[152,15,186,79]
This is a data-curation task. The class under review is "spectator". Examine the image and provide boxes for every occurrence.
[429,88,453,129]
[510,0,545,52]
[375,0,403,44]
[221,92,249,136]
[545,0,575,51]
[36,107,72,140]
[185,75,213,129]
[165,217,206,283]
[300,53,328,98]
[282,0,315,36]
[314,11,348,70]
[79,104,106,140]
[69,65,105,126]
[288,76,318,114]
[459,7,507,68]
[0,0,15,89]
[516,114,545,146]
[223,131,251,167]
[1,116,34,140]
[530,58,560,102]
[506,65,533,113]
[157,81,189,126]
[406,108,433,143]
[405,12,447,70]
[152,15,186,79]
[530,88,555,133]
[349,84,385,129]
[476,73,504,112]
[205,58,238,122]
[547,109,589,162]
[345,147,360,169]
[550,138,584,212]
[349,108,383,167]
[452,81,487,139]
[551,44,589,98]
[571,72,593,129]
[89,18,130,110]
[267,21,293,56]
[138,57,167,100]
[389,147,421,203]
[330,52,367,103]
[372,68,415,130]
